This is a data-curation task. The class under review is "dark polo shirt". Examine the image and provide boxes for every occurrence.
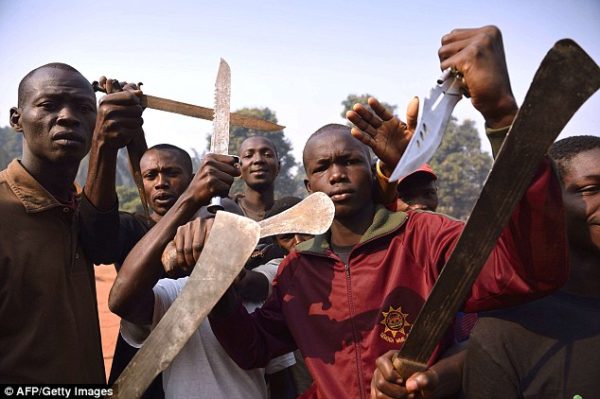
[0,160,117,383]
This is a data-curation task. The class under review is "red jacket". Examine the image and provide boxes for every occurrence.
[210,160,568,399]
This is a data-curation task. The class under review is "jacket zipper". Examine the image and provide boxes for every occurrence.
[344,261,367,398]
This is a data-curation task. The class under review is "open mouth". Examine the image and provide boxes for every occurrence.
[153,192,174,205]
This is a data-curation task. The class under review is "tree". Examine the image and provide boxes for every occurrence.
[205,107,305,198]
[340,94,397,124]
[429,118,492,220]
[0,126,22,169]
[116,185,143,214]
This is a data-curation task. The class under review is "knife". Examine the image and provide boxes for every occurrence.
[389,69,463,182]
[207,58,232,213]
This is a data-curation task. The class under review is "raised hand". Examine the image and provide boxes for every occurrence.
[438,26,518,128]
[93,76,144,151]
[347,96,419,175]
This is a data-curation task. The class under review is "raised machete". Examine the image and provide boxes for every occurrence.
[110,212,260,398]
[161,192,335,272]
[392,39,600,379]
[207,59,232,213]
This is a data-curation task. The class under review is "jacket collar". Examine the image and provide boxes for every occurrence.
[5,159,78,213]
[295,204,408,255]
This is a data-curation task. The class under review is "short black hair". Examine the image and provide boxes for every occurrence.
[548,135,600,179]
[18,63,88,107]
[146,144,193,175]
[240,135,279,158]
[265,196,303,219]
[302,123,370,171]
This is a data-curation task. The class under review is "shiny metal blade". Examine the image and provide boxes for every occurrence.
[210,58,231,155]
[390,72,463,182]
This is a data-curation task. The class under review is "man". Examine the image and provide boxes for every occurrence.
[462,135,600,398]
[205,26,568,399]
[109,147,296,398]
[0,63,143,383]
[234,135,280,221]
[397,164,438,211]
[108,143,194,396]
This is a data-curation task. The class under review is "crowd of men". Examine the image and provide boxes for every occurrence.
[0,25,598,399]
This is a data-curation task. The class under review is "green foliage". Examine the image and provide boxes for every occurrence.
[340,94,398,124]
[206,107,305,198]
[429,118,493,220]
[116,185,143,213]
[0,126,22,169]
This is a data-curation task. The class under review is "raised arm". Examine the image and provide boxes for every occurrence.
[79,80,144,264]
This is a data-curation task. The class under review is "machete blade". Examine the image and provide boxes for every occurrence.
[161,192,335,273]
[111,212,260,398]
[393,39,600,379]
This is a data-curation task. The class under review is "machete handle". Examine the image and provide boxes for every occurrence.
[391,352,428,381]
[207,196,224,214]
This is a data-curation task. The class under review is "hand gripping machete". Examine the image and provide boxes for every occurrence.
[207,59,232,213]
[161,192,335,272]
[392,39,600,379]
[110,212,260,398]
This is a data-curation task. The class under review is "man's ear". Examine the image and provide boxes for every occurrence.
[9,107,23,132]
[304,178,312,194]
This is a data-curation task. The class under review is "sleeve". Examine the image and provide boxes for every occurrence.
[265,352,296,375]
[485,125,510,159]
[464,158,568,312]
[252,258,283,296]
[416,158,568,312]
[462,331,520,399]
[78,192,120,264]
[119,278,183,348]
[209,273,298,370]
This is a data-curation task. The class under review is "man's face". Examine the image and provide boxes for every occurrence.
[303,131,373,219]
[10,68,97,166]
[275,233,313,253]
[398,174,438,212]
[140,149,193,218]
[239,137,280,191]
[560,148,600,255]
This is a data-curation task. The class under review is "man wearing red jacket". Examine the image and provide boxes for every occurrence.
[206,26,568,399]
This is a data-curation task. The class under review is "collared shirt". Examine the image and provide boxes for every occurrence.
[0,160,106,383]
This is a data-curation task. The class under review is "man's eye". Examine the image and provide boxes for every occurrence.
[79,104,95,112]
[579,185,600,194]
[39,102,57,111]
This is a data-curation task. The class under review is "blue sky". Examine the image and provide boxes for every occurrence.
[1,0,598,161]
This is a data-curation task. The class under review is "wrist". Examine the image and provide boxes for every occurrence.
[482,97,518,129]
[376,160,393,180]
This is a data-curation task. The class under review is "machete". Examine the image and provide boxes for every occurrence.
[111,212,260,399]
[392,39,600,379]
[160,192,335,272]
[207,59,232,213]
[92,81,284,132]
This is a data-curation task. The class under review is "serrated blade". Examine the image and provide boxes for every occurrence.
[389,72,463,182]
[210,58,231,155]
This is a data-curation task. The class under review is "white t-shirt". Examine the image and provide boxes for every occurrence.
[121,263,294,399]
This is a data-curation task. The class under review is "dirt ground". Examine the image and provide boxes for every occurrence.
[95,265,120,380]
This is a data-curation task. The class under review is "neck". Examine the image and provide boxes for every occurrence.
[561,247,600,299]
[21,153,79,204]
[330,203,375,247]
[241,185,275,220]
